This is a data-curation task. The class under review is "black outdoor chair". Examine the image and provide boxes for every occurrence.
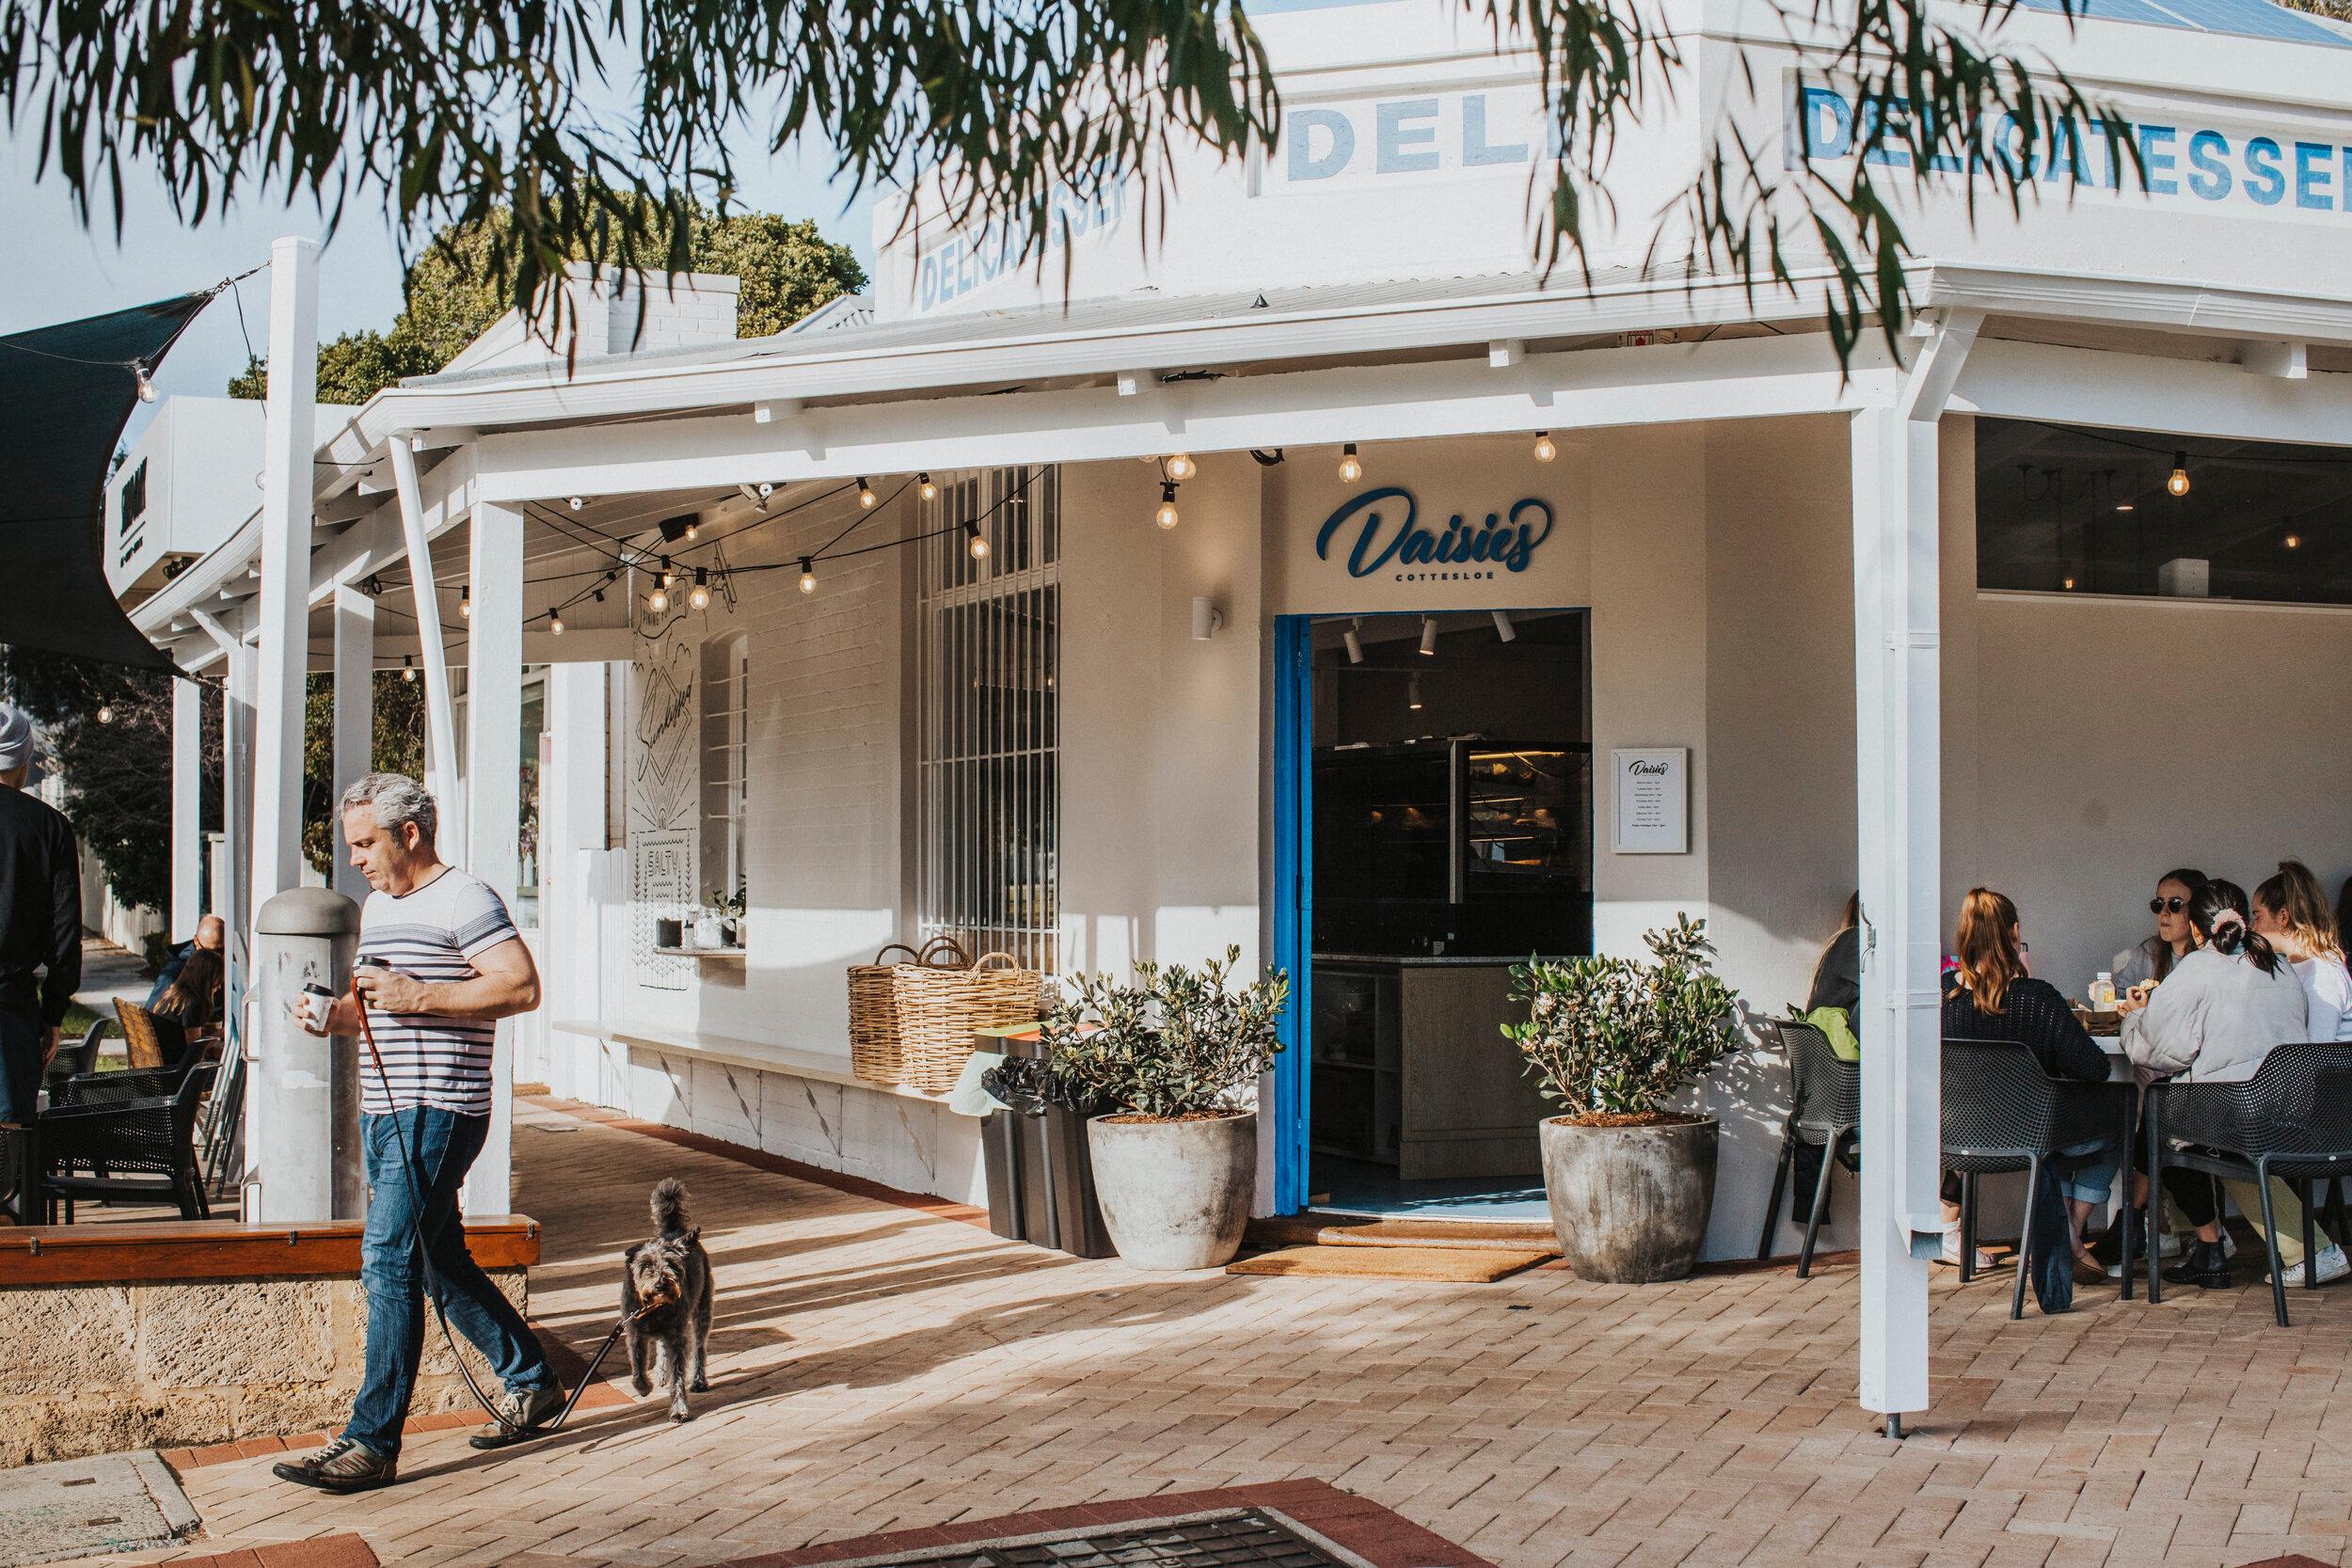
[37,1061,217,1222]
[2145,1042,2352,1328]
[1757,1018,1862,1277]
[1941,1038,2133,1320]
[42,1018,109,1087]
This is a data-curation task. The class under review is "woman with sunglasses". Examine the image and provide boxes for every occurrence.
[2113,867,2207,1003]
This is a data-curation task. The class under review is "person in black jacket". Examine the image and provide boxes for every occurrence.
[1944,887,2112,1275]
[0,705,81,1133]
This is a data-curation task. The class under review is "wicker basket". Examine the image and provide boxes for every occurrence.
[848,938,1045,1093]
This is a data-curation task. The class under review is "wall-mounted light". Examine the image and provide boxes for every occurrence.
[1343,617,1364,665]
[1190,595,1226,641]
[799,557,818,594]
[1491,610,1516,642]
[857,477,878,509]
[1418,614,1439,656]
[964,519,990,560]
[1155,482,1181,531]
[1167,452,1197,482]
[1338,442,1363,483]
[919,472,939,501]
[2062,577,2076,591]
[549,612,565,636]
[2168,451,2191,497]
[1407,673,1424,711]
[458,584,470,619]
[1532,431,1556,464]
[689,567,712,610]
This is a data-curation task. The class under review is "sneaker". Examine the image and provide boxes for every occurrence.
[2266,1243,2350,1288]
[1936,1227,1995,1271]
[467,1381,564,1450]
[2161,1238,2233,1290]
[272,1436,397,1493]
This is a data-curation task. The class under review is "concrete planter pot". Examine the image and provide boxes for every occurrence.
[1086,1110,1257,1271]
[1539,1115,1719,1283]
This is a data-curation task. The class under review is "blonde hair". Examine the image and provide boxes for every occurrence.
[1953,888,2027,1016]
[2255,861,2344,963]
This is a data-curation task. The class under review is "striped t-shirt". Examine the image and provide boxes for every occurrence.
[356,867,519,1117]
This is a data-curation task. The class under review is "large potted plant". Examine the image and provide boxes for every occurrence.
[1504,915,1740,1283]
[1041,946,1288,1271]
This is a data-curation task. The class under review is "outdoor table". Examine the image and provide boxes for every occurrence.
[2074,1006,2157,1296]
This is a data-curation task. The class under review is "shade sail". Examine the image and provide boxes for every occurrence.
[0,291,215,672]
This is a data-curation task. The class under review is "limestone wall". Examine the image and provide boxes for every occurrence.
[0,1268,527,1467]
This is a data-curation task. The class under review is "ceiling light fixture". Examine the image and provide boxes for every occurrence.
[1491,610,1517,642]
[1343,617,1364,665]
[2168,451,2191,497]
[1418,614,1439,657]
[568,496,584,511]
[1407,673,1424,711]
[1155,482,1181,531]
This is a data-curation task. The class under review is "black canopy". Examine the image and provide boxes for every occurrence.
[0,291,216,673]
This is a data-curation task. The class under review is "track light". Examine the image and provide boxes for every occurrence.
[568,496,584,511]
[402,655,416,683]
[1338,442,1363,483]
[1407,673,1423,711]
[919,472,939,501]
[1343,617,1364,665]
[1155,482,1181,531]
[459,585,470,619]
[1491,610,1516,642]
[135,365,157,404]
[857,477,877,509]
[647,582,669,613]
[1532,431,1556,464]
[549,612,565,636]
[800,557,818,594]
[689,567,711,610]
[1418,614,1439,656]
[1167,452,1197,482]
[2169,451,2190,497]
[965,519,989,561]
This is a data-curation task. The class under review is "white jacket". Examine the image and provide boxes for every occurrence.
[2122,944,2310,1084]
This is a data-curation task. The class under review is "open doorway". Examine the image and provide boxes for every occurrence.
[1293,609,1593,1219]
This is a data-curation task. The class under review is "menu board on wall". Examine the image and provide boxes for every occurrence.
[1611,747,1689,855]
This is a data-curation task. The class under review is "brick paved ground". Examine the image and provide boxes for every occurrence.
[66,1097,2352,1568]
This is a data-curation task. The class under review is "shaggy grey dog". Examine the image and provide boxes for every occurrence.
[622,1178,713,1421]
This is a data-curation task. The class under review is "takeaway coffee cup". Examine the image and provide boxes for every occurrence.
[299,982,338,1037]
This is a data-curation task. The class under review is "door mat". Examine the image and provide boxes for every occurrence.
[0,1450,198,1567]
[1246,1213,1558,1251]
[1225,1244,1552,1282]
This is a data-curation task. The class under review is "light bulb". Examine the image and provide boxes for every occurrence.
[2062,577,2076,591]
[685,520,698,541]
[549,612,564,635]
[799,557,817,594]
[2169,452,2190,497]
[659,556,674,587]
[965,520,989,561]
[1338,442,1363,483]
[2285,532,2301,549]
[1167,452,1197,482]
[96,705,114,724]
[402,656,416,683]
[1154,482,1180,531]
[1533,431,1557,463]
[648,585,669,613]
[135,366,157,404]
[689,568,712,610]
[919,472,939,500]
[568,496,584,511]
[857,478,877,509]
[459,586,470,619]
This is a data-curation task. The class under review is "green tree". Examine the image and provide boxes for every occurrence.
[231,204,866,403]
[300,672,428,875]
[7,1,2112,367]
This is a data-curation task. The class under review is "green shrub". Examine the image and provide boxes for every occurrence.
[1041,946,1289,1119]
[1504,914,1740,1121]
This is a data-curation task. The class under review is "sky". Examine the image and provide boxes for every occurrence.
[0,127,881,444]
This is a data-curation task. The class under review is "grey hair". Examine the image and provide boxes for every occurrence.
[339,772,438,843]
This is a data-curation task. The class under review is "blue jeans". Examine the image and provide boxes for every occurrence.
[347,1108,552,1458]
[2056,1139,2114,1206]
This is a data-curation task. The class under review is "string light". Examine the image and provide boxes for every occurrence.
[659,556,674,587]
[685,518,699,541]
[2062,577,2076,591]
[2285,532,2302,549]
[1532,431,1557,463]
[135,366,157,404]
[648,581,669,613]
[549,612,565,635]
[96,705,114,724]
[458,584,470,619]
[1154,482,1181,531]
[689,567,712,610]
[1338,442,1363,483]
[964,519,989,561]
[919,472,939,501]
[800,556,818,594]
[857,477,878,509]
[1166,452,1197,482]
[2169,451,2191,497]
[402,655,417,683]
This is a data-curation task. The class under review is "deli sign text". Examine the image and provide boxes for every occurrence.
[1316,486,1555,581]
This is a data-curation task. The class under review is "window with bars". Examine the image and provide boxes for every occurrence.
[699,631,751,908]
[916,467,1061,974]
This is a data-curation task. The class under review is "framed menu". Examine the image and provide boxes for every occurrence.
[1611,747,1689,854]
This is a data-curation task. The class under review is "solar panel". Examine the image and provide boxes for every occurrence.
[2008,0,2352,46]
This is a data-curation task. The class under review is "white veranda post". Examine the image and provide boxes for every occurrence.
[331,585,376,902]
[1851,404,1943,1428]
[170,676,204,938]
[462,500,526,1215]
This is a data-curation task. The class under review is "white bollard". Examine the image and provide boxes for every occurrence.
[252,887,363,1221]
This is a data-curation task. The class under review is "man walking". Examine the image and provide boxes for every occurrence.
[0,705,80,1176]
[274,772,559,1492]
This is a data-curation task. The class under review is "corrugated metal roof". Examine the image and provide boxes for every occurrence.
[409,265,1684,390]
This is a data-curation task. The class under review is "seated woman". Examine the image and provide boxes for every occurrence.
[2113,866,2207,1001]
[1943,888,2113,1274]
[150,944,224,1037]
[1785,892,1865,1228]
[2242,862,2352,1284]
[2123,879,2309,1288]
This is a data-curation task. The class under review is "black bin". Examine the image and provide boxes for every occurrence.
[978,1032,1115,1259]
